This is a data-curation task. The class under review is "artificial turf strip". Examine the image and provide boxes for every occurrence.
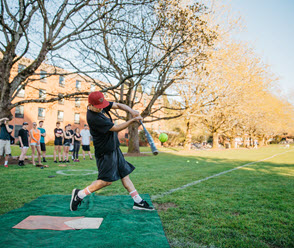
[1,145,293,247]
[0,194,170,248]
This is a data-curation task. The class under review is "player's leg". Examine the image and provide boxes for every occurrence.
[82,148,85,160]
[54,145,57,162]
[88,150,93,159]
[31,145,36,166]
[121,175,154,211]
[58,146,62,161]
[70,180,112,211]
[36,145,42,165]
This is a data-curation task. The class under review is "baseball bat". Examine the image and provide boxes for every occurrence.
[139,120,159,155]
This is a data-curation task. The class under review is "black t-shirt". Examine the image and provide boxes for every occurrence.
[54,128,63,141]
[87,102,120,155]
[74,133,81,144]
[18,128,29,147]
[64,130,73,144]
[0,124,13,140]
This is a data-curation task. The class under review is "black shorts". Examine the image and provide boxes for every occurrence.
[54,139,63,146]
[40,142,46,151]
[96,147,135,182]
[82,145,90,151]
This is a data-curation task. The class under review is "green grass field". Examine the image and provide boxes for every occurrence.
[1,145,293,247]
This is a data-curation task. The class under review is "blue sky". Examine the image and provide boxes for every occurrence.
[223,0,294,99]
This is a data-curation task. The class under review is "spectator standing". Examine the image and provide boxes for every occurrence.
[80,124,93,160]
[54,122,63,163]
[38,121,47,162]
[67,124,74,160]
[73,128,82,162]
[63,125,73,163]
[0,117,13,167]
[18,122,29,166]
[30,122,43,167]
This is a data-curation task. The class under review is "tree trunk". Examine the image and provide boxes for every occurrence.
[184,119,192,150]
[127,121,140,154]
[0,104,13,120]
[230,137,236,149]
[212,132,218,149]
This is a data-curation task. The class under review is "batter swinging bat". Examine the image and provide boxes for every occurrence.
[139,120,159,156]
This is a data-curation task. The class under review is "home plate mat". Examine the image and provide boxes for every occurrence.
[0,194,170,248]
[13,216,103,230]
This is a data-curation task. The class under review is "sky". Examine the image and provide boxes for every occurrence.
[222,0,294,101]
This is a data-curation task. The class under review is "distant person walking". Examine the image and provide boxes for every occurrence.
[30,122,43,167]
[0,117,13,168]
[80,124,93,160]
[54,122,63,163]
[63,125,73,163]
[18,122,29,166]
[73,128,82,162]
[38,121,47,162]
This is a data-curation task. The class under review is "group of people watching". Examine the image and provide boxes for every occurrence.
[0,117,93,167]
[53,122,93,164]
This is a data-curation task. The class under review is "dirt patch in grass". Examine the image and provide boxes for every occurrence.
[153,202,178,211]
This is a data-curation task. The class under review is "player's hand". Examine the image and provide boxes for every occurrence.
[133,116,143,123]
[130,110,140,117]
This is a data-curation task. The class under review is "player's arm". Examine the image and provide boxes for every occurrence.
[111,102,140,117]
[5,124,13,133]
[18,136,23,147]
[109,116,142,132]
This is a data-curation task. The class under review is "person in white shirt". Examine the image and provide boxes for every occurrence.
[80,124,93,160]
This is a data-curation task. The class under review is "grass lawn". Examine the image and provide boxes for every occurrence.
[1,145,293,247]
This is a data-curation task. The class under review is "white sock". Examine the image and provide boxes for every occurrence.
[78,187,92,199]
[130,190,143,204]
[4,161,8,166]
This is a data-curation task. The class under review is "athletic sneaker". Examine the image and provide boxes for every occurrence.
[4,164,8,168]
[54,160,57,163]
[43,158,47,163]
[66,160,70,163]
[18,161,25,166]
[70,189,83,211]
[133,200,155,211]
[63,160,66,163]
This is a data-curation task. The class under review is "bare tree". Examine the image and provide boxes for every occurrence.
[68,0,216,153]
[0,0,149,119]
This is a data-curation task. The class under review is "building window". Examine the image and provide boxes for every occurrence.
[14,125,22,138]
[76,80,81,90]
[90,84,95,92]
[74,113,80,124]
[16,85,25,98]
[75,97,81,107]
[38,107,46,120]
[40,70,47,82]
[57,110,64,122]
[39,89,46,99]
[125,133,128,139]
[58,93,64,105]
[18,64,25,73]
[15,105,24,118]
[59,76,65,87]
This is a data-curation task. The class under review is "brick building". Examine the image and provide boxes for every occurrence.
[9,57,165,143]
